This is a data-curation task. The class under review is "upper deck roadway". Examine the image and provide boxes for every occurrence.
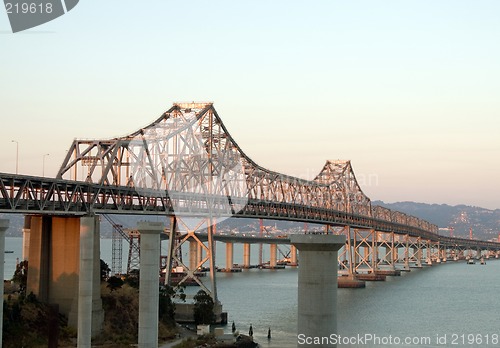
[1,102,498,251]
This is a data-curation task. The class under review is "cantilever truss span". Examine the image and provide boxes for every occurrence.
[56,103,374,217]
[54,102,425,231]
[0,102,498,246]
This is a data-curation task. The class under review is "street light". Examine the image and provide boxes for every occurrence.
[11,140,18,174]
[43,153,50,177]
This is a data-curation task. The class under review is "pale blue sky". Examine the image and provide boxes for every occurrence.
[1,1,499,209]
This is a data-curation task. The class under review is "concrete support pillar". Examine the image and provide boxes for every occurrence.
[26,215,103,339]
[291,234,345,348]
[22,215,32,261]
[196,242,203,265]
[137,221,163,348]
[189,240,198,271]
[78,216,96,348]
[269,244,277,268]
[226,243,234,271]
[0,219,9,345]
[243,243,251,268]
[27,215,50,302]
[290,245,298,266]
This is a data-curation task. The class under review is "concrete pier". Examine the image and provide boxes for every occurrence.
[243,243,251,268]
[189,240,198,270]
[78,216,96,348]
[376,269,401,276]
[196,242,203,266]
[290,244,298,266]
[269,244,277,268]
[337,275,366,288]
[137,221,163,348]
[291,234,345,348]
[26,215,103,337]
[0,219,9,345]
[226,243,234,271]
[356,273,386,281]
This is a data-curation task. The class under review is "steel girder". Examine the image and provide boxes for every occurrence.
[56,103,367,215]
[1,174,500,251]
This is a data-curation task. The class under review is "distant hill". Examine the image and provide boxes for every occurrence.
[373,201,500,241]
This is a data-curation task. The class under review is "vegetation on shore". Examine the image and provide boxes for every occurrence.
[3,260,180,346]
[3,260,255,347]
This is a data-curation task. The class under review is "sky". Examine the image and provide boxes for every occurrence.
[1,1,499,210]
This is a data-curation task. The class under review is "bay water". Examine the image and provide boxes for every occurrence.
[4,237,500,347]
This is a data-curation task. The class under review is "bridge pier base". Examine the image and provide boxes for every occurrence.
[291,234,345,348]
[77,216,97,347]
[26,215,103,339]
[0,219,9,345]
[197,242,203,265]
[403,234,410,271]
[137,221,163,348]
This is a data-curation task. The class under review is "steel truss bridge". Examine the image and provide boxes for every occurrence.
[1,102,499,298]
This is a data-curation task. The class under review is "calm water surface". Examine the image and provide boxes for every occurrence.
[4,238,500,347]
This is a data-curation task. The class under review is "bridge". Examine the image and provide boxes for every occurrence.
[0,101,499,346]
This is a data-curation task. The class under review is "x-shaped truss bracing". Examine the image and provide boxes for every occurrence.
[406,236,424,267]
[337,226,351,275]
[165,216,219,301]
[352,229,376,274]
[376,231,396,270]
[426,240,440,264]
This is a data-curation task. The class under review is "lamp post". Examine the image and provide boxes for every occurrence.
[11,140,19,174]
[43,153,50,177]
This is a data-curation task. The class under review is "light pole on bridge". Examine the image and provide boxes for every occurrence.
[42,153,50,177]
[11,140,19,174]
